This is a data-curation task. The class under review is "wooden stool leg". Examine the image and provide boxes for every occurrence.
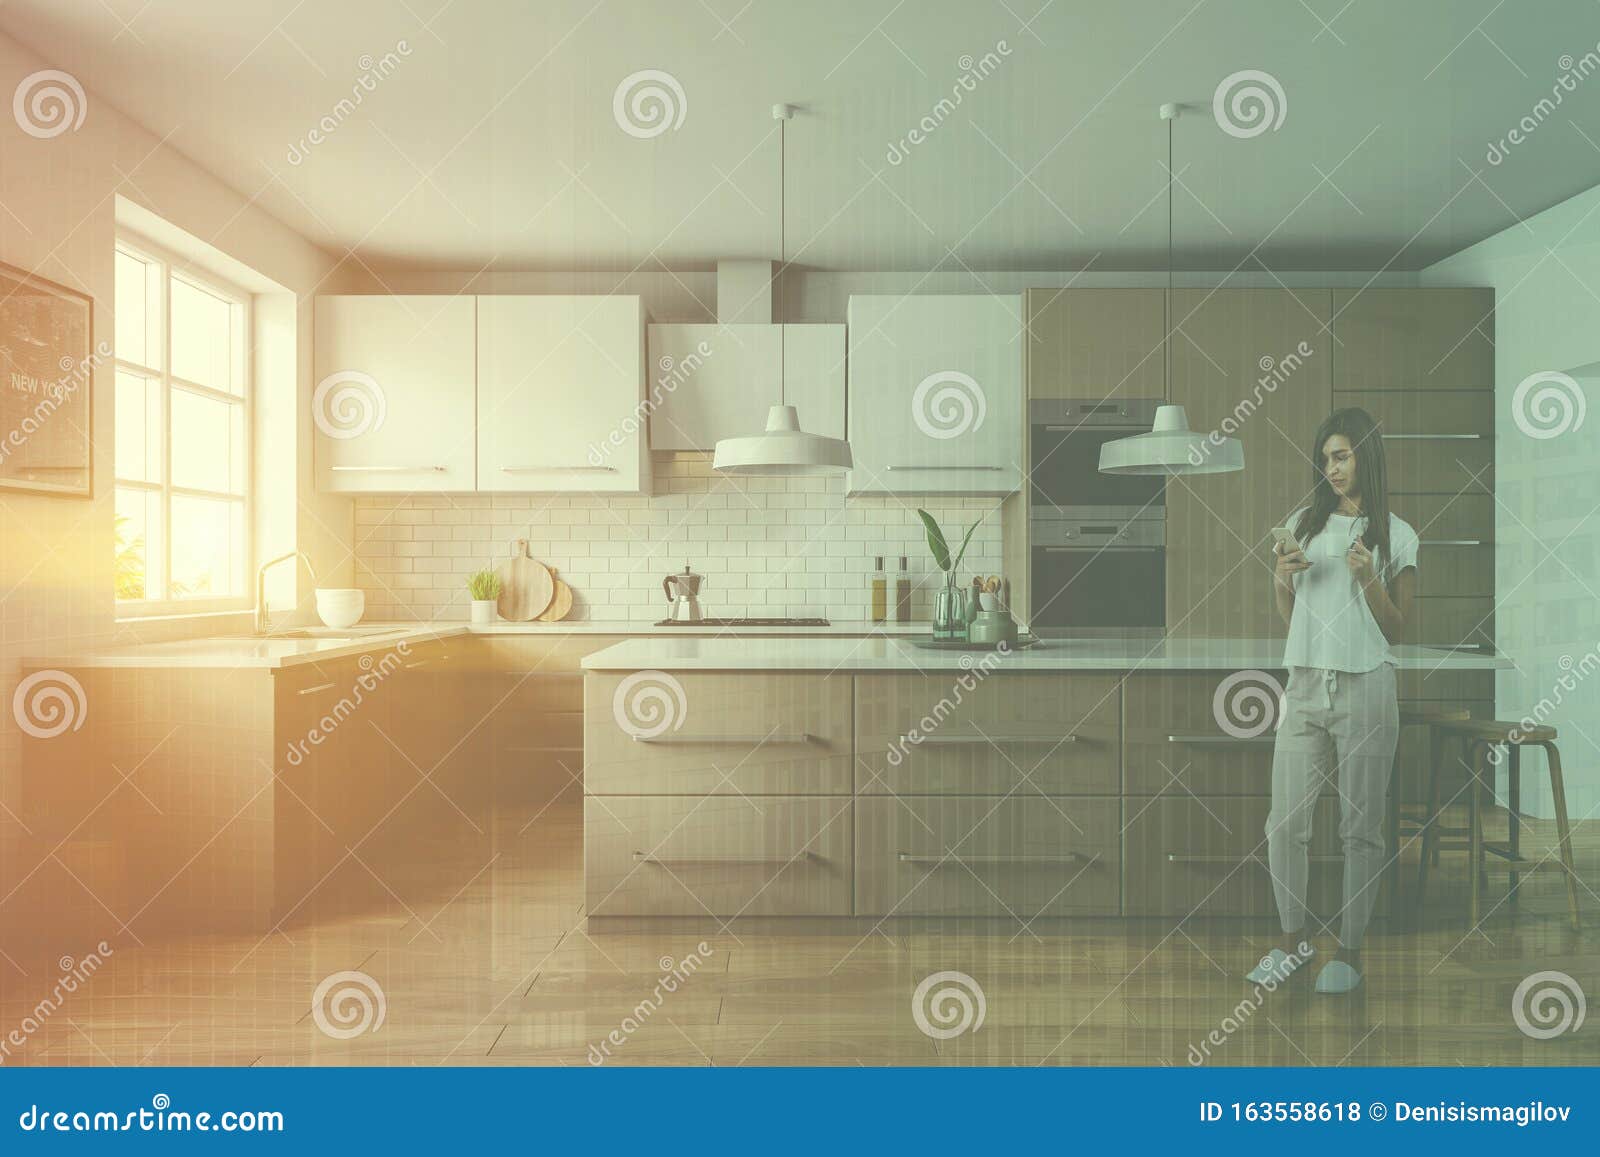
[1508,744,1521,905]
[1469,741,1485,928]
[1414,723,1448,923]
[1539,741,1582,932]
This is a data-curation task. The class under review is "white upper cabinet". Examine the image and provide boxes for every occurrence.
[845,294,1023,495]
[476,296,650,493]
[313,295,477,493]
[646,324,846,450]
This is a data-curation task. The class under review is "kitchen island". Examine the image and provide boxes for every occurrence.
[580,636,1508,921]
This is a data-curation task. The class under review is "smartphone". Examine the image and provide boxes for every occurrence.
[1271,526,1304,555]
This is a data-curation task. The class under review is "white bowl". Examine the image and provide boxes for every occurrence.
[314,588,365,629]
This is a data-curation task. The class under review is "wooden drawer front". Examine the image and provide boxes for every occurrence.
[855,674,1119,795]
[1335,389,1493,436]
[585,796,851,916]
[1385,436,1492,494]
[1416,544,1493,597]
[1332,288,1494,390]
[1396,667,1493,702]
[1123,796,1342,917]
[1124,674,1289,795]
[1413,597,1494,651]
[1390,493,1492,543]
[855,796,1120,916]
[585,673,851,794]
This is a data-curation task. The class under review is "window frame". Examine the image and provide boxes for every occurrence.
[113,232,254,618]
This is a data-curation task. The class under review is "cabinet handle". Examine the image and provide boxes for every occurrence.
[1380,433,1486,440]
[1421,642,1490,652]
[1167,734,1276,746]
[883,465,1003,472]
[897,852,1094,865]
[1421,539,1485,547]
[915,733,1076,746]
[1168,853,1343,865]
[633,851,813,866]
[501,465,618,473]
[295,681,337,695]
[631,732,815,745]
[330,465,446,472]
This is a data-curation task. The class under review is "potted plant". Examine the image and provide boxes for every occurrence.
[467,569,502,625]
[916,509,982,640]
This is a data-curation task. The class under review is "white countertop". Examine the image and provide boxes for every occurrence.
[23,620,927,670]
[579,635,1512,673]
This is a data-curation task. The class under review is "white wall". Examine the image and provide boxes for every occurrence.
[1424,185,1600,818]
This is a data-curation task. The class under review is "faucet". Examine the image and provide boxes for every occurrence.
[256,551,317,634]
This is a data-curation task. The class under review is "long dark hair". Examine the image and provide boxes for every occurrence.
[1292,407,1392,575]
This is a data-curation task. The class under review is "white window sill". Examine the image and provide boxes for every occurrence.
[114,606,253,625]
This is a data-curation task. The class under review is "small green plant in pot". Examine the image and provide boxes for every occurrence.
[467,568,502,625]
[917,509,982,640]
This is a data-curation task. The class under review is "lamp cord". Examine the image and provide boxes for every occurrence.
[1165,113,1172,405]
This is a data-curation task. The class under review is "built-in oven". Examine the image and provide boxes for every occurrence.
[1030,398,1165,520]
[1030,517,1166,634]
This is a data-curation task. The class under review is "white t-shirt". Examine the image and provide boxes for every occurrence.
[1281,509,1419,673]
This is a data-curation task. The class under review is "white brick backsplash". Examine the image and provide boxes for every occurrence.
[355,451,1006,622]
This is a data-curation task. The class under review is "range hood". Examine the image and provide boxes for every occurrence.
[712,105,853,476]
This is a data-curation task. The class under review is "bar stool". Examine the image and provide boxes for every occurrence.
[1413,719,1581,931]
[1387,706,1471,909]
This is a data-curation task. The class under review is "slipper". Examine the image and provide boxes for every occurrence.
[1245,945,1315,985]
[1314,959,1363,994]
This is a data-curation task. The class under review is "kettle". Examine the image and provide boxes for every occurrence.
[662,564,705,623]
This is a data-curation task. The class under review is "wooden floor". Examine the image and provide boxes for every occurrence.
[2,789,1596,1067]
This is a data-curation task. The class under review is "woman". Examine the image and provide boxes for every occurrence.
[1247,407,1418,994]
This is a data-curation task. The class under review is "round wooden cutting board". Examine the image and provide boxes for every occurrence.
[496,538,554,621]
[536,567,574,622]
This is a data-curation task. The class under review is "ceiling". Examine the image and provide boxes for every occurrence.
[6,0,1600,272]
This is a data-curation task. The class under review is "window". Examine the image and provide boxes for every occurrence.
[114,235,250,611]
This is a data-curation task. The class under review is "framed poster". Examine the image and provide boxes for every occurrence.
[0,259,94,497]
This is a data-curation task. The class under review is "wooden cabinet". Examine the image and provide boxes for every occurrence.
[646,324,845,450]
[1165,289,1334,637]
[845,294,1023,495]
[313,295,477,493]
[1123,673,1307,796]
[854,796,1120,916]
[477,295,649,493]
[854,673,1120,795]
[1331,288,1494,391]
[1024,287,1166,401]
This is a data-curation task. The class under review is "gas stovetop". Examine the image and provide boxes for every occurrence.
[652,617,831,627]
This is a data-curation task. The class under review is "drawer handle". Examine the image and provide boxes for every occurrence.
[1166,734,1275,746]
[404,656,447,669]
[1380,433,1486,440]
[329,464,446,472]
[296,681,337,695]
[1166,853,1343,865]
[916,733,1076,746]
[631,733,815,745]
[1421,540,1485,547]
[897,852,1094,865]
[884,465,1004,471]
[501,465,618,473]
[633,851,813,866]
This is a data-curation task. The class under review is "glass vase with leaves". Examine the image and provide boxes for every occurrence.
[917,509,981,640]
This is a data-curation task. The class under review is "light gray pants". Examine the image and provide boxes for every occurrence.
[1266,664,1399,950]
